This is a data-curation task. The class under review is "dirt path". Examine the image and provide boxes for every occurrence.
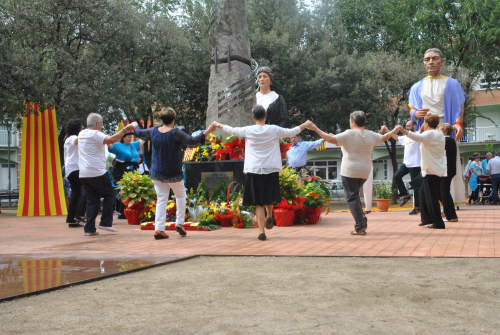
[1,256,499,334]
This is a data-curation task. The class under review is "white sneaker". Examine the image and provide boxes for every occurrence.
[99,226,117,232]
[84,232,99,236]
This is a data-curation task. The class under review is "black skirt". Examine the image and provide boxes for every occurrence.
[243,172,282,206]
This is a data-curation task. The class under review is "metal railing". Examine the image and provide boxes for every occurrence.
[0,130,19,147]
[459,127,500,143]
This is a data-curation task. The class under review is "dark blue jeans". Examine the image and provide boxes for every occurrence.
[81,172,115,233]
[492,174,500,205]
[394,163,421,208]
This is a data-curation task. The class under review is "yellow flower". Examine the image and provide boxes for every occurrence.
[194,147,200,153]
[212,144,220,150]
[167,203,175,210]
[203,150,209,157]
[209,133,216,138]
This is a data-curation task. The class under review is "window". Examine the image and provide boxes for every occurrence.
[306,160,338,181]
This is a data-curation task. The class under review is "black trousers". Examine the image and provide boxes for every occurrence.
[438,176,458,220]
[81,172,115,233]
[341,176,367,231]
[66,170,86,223]
[394,163,421,208]
[420,174,445,228]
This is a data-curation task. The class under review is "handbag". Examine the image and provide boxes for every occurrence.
[409,174,423,192]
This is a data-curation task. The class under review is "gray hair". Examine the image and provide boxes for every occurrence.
[486,152,493,157]
[87,113,103,127]
[257,66,275,83]
[496,151,500,157]
[350,111,366,127]
[424,48,444,59]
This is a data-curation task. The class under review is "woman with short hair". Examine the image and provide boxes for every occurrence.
[132,108,217,240]
[213,105,312,241]
[64,118,86,227]
[469,152,485,204]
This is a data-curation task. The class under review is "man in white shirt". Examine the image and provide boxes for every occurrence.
[487,151,500,205]
[383,120,421,214]
[79,113,134,236]
[396,113,446,229]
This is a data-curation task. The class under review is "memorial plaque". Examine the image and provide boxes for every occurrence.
[201,171,234,193]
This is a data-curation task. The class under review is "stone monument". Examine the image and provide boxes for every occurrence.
[206,0,257,129]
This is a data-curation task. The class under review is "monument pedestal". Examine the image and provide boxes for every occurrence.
[184,161,246,194]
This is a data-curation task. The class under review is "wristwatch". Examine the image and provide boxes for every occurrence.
[217,123,221,129]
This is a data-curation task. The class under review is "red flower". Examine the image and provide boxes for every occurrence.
[301,176,319,182]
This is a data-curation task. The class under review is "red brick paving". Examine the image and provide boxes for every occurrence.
[0,205,499,259]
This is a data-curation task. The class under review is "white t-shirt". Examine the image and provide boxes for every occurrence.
[336,129,383,179]
[398,136,421,168]
[256,91,279,111]
[222,124,301,174]
[78,129,107,178]
[64,135,80,177]
[406,130,445,177]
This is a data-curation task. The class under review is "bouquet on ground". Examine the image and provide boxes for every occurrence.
[279,138,293,160]
[118,171,157,208]
[140,200,157,223]
[232,207,254,229]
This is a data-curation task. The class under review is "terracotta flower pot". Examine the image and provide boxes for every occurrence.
[376,199,391,212]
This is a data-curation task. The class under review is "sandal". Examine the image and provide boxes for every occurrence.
[176,224,187,237]
[265,217,273,230]
[154,231,169,240]
[258,233,267,241]
[351,229,366,235]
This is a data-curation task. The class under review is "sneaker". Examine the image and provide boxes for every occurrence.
[74,216,86,223]
[409,208,420,215]
[399,197,411,206]
[84,232,99,236]
[99,226,117,232]
[351,229,366,235]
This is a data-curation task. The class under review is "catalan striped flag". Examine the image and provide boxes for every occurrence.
[316,140,326,151]
[17,104,67,216]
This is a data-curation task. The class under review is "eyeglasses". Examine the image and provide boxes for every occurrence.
[423,56,441,63]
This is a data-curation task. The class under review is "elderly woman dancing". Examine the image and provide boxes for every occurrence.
[132,108,217,240]
[212,105,312,241]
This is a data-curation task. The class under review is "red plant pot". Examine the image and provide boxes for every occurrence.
[124,207,143,225]
[296,206,322,224]
[273,208,295,227]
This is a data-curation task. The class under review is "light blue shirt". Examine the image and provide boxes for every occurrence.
[482,159,489,174]
[286,139,324,168]
[108,141,141,162]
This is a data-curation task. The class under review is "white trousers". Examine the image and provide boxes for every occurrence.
[363,166,374,211]
[153,179,186,231]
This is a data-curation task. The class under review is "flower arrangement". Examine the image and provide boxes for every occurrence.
[279,138,292,159]
[301,175,331,199]
[118,171,157,208]
[232,207,254,229]
[375,179,395,199]
[279,167,304,204]
[197,214,220,231]
[301,183,329,210]
[140,200,157,223]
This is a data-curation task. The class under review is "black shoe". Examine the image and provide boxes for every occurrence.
[364,216,368,230]
[427,225,445,229]
[68,222,83,228]
[117,213,127,220]
[419,222,431,226]
[74,216,86,223]
[176,225,187,237]
[399,197,411,206]
[258,233,266,241]
[409,209,420,215]
[265,217,273,230]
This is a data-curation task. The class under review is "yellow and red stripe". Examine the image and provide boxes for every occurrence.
[17,104,67,216]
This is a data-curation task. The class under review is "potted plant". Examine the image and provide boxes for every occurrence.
[297,183,329,224]
[117,171,157,224]
[375,179,395,212]
[274,168,304,226]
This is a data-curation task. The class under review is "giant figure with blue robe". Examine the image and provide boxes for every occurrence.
[407,48,466,207]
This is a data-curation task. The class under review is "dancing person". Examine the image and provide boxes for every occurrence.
[396,113,446,229]
[468,152,485,204]
[382,121,422,214]
[132,108,217,240]
[79,113,135,236]
[436,123,458,222]
[64,118,87,228]
[286,134,324,173]
[256,67,291,128]
[213,105,312,241]
[107,131,142,219]
[308,111,398,235]
[408,48,466,207]
[487,151,500,205]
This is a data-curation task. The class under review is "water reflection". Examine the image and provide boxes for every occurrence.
[0,257,159,300]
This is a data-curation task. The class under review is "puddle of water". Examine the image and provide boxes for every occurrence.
[0,256,178,301]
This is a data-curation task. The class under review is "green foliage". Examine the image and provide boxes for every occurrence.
[117,171,156,207]
[375,179,396,199]
[197,214,221,231]
[196,182,208,201]
[279,167,303,202]
[210,180,227,203]
[301,183,329,210]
